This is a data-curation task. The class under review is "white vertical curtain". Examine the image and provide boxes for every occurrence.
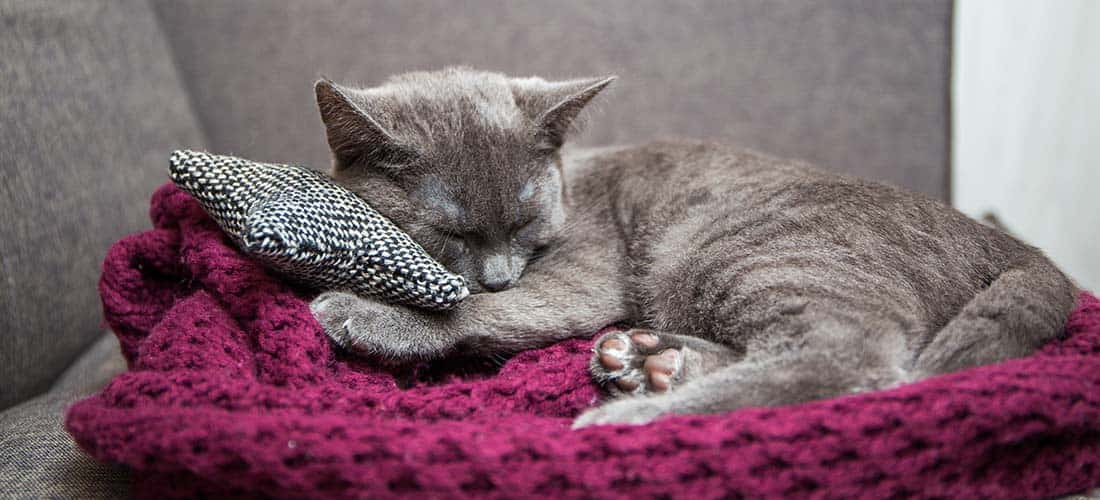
[953,0,1100,290]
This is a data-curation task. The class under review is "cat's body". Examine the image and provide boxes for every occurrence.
[309,68,1077,427]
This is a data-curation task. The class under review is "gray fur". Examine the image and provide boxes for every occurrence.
[309,68,1078,427]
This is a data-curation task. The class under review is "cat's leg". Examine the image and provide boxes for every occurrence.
[576,307,912,428]
[574,338,903,428]
[911,256,1076,378]
[588,329,739,396]
[311,229,632,364]
[312,277,628,364]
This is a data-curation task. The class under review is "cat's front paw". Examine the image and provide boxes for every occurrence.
[310,291,445,364]
[571,397,669,429]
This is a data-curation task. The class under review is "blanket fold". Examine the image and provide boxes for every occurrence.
[67,183,1100,498]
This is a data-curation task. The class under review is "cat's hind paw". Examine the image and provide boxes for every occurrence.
[589,329,684,396]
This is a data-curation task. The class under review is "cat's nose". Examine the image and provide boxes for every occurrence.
[479,276,514,292]
[480,253,523,292]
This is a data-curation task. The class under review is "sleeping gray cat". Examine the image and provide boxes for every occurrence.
[308,67,1077,428]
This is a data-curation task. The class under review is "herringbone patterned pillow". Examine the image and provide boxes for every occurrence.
[168,150,468,310]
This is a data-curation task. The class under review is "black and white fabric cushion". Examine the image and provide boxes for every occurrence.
[168,150,469,311]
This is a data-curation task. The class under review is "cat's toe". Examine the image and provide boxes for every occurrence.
[591,331,646,394]
[310,292,356,348]
[597,334,629,370]
[643,349,682,392]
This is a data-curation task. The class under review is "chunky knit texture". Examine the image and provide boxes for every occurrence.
[68,183,1100,498]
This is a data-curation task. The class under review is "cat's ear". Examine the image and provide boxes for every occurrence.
[512,76,616,149]
[315,79,414,171]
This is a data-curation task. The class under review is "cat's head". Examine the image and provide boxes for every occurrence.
[315,67,614,294]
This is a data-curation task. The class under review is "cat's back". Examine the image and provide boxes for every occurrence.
[569,139,1041,329]
[570,139,1007,253]
[569,139,860,209]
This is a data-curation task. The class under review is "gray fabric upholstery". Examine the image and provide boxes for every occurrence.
[0,394,130,498]
[151,0,950,198]
[0,1,952,496]
[50,334,130,399]
[0,0,206,410]
[0,334,129,498]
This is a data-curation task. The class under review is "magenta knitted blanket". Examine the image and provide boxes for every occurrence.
[68,183,1100,498]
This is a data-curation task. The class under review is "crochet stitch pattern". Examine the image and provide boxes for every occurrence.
[68,183,1100,498]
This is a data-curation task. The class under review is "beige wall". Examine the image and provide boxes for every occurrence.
[954,0,1100,291]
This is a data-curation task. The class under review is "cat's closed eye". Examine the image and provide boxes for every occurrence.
[513,216,536,233]
[435,228,471,250]
[511,226,534,244]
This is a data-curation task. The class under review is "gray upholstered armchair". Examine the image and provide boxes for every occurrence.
[0,1,950,496]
